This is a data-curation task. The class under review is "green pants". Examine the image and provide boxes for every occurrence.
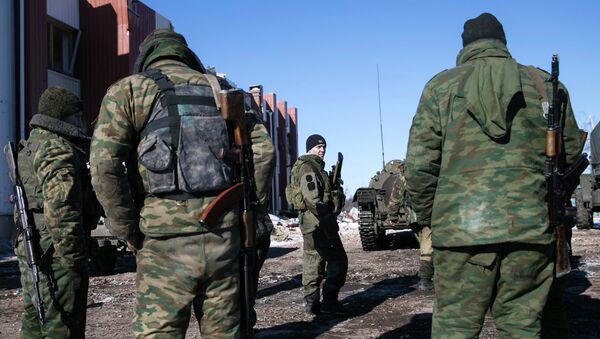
[413,224,433,262]
[432,243,553,339]
[134,228,240,339]
[248,229,271,329]
[17,243,89,339]
[302,228,348,302]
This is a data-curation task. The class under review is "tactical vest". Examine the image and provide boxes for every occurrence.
[16,140,46,230]
[137,69,233,199]
[286,157,331,211]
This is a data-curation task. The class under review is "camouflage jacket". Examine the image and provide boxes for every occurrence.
[91,60,274,239]
[291,154,338,235]
[405,39,584,247]
[16,127,94,268]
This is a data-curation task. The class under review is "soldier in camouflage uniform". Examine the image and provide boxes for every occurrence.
[90,29,274,338]
[16,87,99,338]
[288,134,348,316]
[385,161,433,290]
[244,94,276,332]
[405,13,584,338]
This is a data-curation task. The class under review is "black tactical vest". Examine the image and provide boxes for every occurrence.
[138,69,233,199]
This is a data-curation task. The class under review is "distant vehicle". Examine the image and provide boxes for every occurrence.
[89,218,128,275]
[353,160,412,251]
[575,122,600,230]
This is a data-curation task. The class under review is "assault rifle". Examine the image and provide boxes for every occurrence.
[329,152,344,189]
[546,55,589,278]
[199,89,256,338]
[4,142,45,324]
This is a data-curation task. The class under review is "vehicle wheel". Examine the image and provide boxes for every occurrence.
[576,189,593,229]
[89,240,118,275]
[358,210,383,251]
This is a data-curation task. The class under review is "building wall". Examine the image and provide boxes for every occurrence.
[24,0,48,130]
[277,100,289,211]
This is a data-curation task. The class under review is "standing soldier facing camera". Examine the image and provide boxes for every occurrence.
[8,87,99,338]
[405,13,586,337]
[90,29,274,338]
[287,134,348,317]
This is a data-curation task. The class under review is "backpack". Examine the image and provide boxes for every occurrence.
[137,69,233,198]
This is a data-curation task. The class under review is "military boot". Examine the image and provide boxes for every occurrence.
[321,297,347,315]
[304,292,321,317]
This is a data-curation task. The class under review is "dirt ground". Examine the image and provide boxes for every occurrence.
[1,224,599,338]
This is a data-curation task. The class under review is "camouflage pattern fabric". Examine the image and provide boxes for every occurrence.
[405,39,584,248]
[302,228,348,303]
[16,127,93,338]
[432,243,553,338]
[386,172,417,224]
[248,221,272,329]
[134,228,240,338]
[91,33,273,338]
[406,38,584,338]
[290,153,348,302]
[541,276,569,339]
[291,154,336,235]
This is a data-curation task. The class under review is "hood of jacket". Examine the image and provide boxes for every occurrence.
[456,39,522,139]
[133,35,206,74]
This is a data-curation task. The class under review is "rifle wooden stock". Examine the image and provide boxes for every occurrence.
[198,183,243,227]
[219,89,256,338]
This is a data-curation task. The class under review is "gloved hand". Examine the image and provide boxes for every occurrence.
[126,225,145,253]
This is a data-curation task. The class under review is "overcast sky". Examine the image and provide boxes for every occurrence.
[143,0,600,194]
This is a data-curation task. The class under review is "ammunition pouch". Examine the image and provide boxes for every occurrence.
[138,69,233,198]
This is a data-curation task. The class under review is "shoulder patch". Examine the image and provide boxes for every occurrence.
[305,174,313,182]
[307,182,316,191]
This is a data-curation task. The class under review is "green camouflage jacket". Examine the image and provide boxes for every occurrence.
[16,127,92,268]
[91,59,274,239]
[291,154,338,235]
[405,39,584,247]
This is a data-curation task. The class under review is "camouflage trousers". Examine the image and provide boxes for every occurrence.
[302,228,348,302]
[413,224,433,262]
[541,276,569,339]
[432,243,553,339]
[134,228,240,339]
[248,230,271,329]
[17,244,89,339]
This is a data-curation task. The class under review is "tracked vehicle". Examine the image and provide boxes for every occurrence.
[353,160,412,251]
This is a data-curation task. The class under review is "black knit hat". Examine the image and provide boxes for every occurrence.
[462,13,506,47]
[306,134,326,152]
[38,87,82,120]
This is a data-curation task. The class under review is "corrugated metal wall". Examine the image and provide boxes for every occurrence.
[76,0,155,126]
[277,101,289,211]
[47,0,80,29]
[24,0,48,133]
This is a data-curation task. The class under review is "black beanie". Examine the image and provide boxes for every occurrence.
[462,13,506,47]
[306,134,326,152]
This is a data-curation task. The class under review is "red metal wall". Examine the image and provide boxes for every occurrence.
[76,0,155,129]
[24,0,48,133]
[277,100,288,211]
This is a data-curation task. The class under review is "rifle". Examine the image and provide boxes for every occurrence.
[329,152,345,215]
[198,89,256,338]
[546,55,589,278]
[4,142,45,324]
[329,152,344,189]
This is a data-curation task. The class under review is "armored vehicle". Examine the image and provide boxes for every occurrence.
[89,218,128,275]
[353,160,412,251]
[575,122,600,229]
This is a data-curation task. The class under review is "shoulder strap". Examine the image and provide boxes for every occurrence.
[526,66,550,117]
[203,73,223,110]
[139,69,181,151]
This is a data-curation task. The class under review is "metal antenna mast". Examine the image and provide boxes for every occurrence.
[377,63,385,169]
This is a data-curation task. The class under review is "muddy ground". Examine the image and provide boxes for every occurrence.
[1,224,599,338]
